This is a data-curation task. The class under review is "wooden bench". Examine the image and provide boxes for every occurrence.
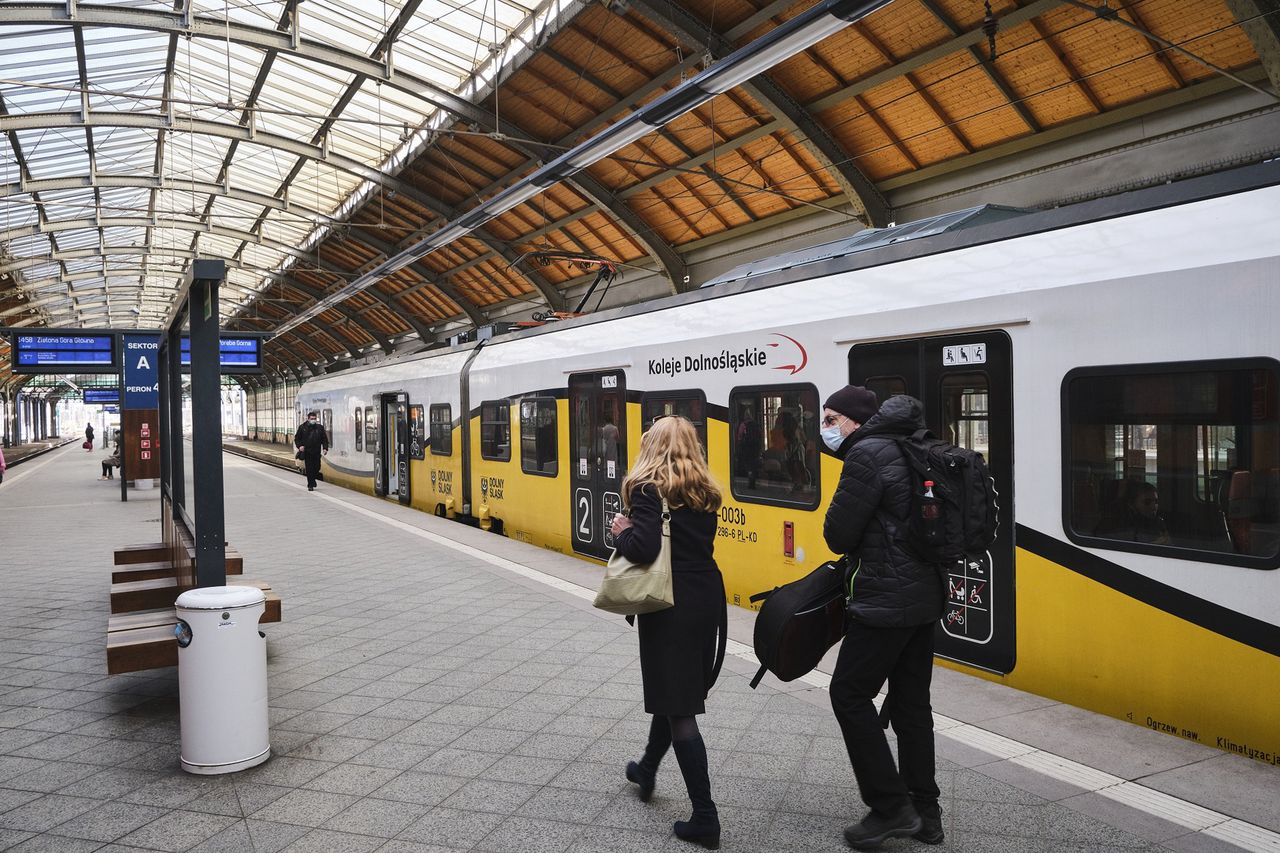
[112,549,242,584]
[106,538,282,675]
[106,592,283,674]
[114,543,243,572]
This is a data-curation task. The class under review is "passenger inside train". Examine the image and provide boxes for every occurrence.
[1094,480,1171,545]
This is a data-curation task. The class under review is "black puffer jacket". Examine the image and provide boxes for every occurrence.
[823,395,944,628]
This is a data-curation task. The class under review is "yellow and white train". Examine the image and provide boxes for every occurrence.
[286,162,1280,765]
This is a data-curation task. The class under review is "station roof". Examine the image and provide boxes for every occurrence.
[0,0,1275,382]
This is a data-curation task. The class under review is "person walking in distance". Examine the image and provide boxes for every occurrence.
[84,422,94,451]
[610,416,726,850]
[820,385,945,849]
[294,411,329,491]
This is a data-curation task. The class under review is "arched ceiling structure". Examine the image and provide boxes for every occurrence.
[0,0,1277,380]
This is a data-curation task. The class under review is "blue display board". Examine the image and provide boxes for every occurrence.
[11,332,118,373]
[122,334,160,409]
[84,388,121,405]
[179,335,263,373]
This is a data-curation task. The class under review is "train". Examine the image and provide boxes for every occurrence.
[283,161,1280,765]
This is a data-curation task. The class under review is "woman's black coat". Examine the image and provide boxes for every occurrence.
[615,484,724,716]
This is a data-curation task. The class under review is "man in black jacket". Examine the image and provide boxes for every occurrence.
[821,387,944,849]
[294,411,329,491]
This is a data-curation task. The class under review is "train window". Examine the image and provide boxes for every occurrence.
[429,404,452,456]
[729,384,821,509]
[321,409,333,443]
[642,392,707,456]
[409,405,425,460]
[520,398,558,477]
[366,406,379,452]
[941,374,989,456]
[355,407,364,452]
[866,375,908,403]
[480,400,511,462]
[1064,360,1280,568]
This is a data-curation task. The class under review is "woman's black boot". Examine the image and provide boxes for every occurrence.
[627,715,670,802]
[672,735,720,850]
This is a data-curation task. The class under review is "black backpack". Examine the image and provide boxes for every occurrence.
[892,429,999,563]
[748,558,849,689]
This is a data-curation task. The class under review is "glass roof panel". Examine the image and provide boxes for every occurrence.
[93,129,161,176]
[55,229,101,252]
[100,226,149,246]
[32,188,95,221]
[98,187,153,218]
[1,0,558,329]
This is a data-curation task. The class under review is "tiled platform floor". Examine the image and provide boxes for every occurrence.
[0,442,1274,852]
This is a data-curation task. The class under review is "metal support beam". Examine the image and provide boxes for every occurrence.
[1227,0,1280,94]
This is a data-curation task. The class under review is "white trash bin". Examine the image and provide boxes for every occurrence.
[174,585,271,774]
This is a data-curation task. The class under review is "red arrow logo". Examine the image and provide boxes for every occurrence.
[767,333,807,374]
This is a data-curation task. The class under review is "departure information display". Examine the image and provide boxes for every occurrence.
[179,335,263,373]
[12,333,117,373]
[84,388,121,405]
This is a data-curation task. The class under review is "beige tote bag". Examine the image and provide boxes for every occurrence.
[593,498,675,616]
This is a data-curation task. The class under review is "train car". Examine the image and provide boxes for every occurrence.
[297,349,472,513]
[296,162,1280,765]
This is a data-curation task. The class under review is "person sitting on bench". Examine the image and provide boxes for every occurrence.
[100,448,121,480]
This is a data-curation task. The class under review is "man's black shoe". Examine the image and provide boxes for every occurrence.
[308,486,315,491]
[843,806,922,850]
[912,801,944,845]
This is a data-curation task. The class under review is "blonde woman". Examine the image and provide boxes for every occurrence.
[610,415,726,850]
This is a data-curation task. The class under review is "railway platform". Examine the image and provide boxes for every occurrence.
[0,442,1275,853]
[2,437,77,468]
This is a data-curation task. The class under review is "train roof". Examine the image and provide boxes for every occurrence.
[700,204,1029,288]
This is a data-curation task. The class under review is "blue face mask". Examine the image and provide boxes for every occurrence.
[821,424,845,452]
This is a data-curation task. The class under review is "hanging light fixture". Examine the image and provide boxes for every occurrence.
[983,1,999,61]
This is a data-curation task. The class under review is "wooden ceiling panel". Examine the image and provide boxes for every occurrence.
[457,257,527,305]
[492,184,588,243]
[994,21,1097,125]
[855,76,964,166]
[377,276,441,321]
[626,186,701,246]
[506,56,615,139]
[1144,0,1256,76]
[685,0,763,35]
[919,56,1030,148]
[814,100,914,179]
[855,0,955,63]
[1037,6,1153,110]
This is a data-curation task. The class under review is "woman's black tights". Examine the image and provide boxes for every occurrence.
[638,714,699,773]
[669,715,699,743]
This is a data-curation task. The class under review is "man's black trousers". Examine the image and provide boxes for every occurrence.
[829,619,939,816]
[303,451,322,488]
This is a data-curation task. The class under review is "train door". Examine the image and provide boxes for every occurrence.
[374,393,411,505]
[569,371,628,561]
[848,331,1015,674]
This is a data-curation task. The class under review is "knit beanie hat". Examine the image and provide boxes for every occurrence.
[823,385,879,424]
